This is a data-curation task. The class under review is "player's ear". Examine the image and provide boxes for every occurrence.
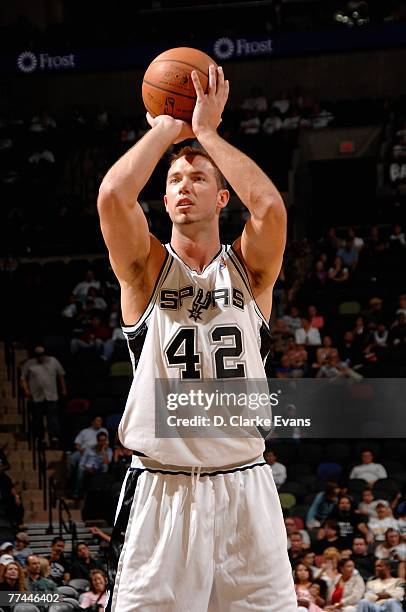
[163,195,168,208]
[217,189,230,210]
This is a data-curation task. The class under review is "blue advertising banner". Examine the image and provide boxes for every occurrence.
[2,21,406,76]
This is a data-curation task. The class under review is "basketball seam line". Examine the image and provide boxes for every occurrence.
[150,58,209,75]
[143,79,197,101]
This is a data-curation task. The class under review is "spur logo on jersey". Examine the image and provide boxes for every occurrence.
[159,285,244,320]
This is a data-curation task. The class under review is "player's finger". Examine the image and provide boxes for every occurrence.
[208,64,216,96]
[191,70,204,99]
[223,80,230,102]
[217,66,225,94]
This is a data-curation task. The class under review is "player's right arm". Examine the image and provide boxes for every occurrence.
[97,116,193,323]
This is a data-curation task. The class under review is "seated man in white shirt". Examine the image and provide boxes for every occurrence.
[295,317,321,346]
[368,505,399,543]
[264,448,287,488]
[68,415,109,479]
[356,558,404,611]
[350,450,387,486]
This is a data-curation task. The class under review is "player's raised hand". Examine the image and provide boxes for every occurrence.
[146,113,195,144]
[191,65,229,137]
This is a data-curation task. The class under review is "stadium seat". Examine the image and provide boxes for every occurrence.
[287,463,313,479]
[316,462,343,481]
[57,585,79,599]
[296,443,323,465]
[391,470,406,484]
[68,578,90,593]
[382,461,404,475]
[324,442,351,463]
[279,481,307,501]
[279,492,296,510]
[13,605,41,612]
[289,505,308,522]
[348,478,368,493]
[338,301,361,315]
[59,598,80,608]
[372,478,401,496]
[109,361,133,377]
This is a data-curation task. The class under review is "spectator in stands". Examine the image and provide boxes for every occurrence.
[389,311,406,346]
[325,557,365,611]
[351,536,376,581]
[264,448,287,488]
[356,559,404,611]
[46,537,70,586]
[0,543,14,558]
[61,294,79,319]
[38,557,52,580]
[358,489,390,519]
[315,547,341,592]
[285,339,309,378]
[328,256,349,284]
[307,482,340,530]
[317,349,362,379]
[364,298,385,329]
[275,353,294,378]
[337,237,359,270]
[0,560,27,610]
[368,504,399,543]
[295,317,322,347]
[70,314,111,356]
[353,316,367,344]
[309,580,328,610]
[283,305,302,333]
[30,109,56,133]
[242,86,268,114]
[389,224,405,247]
[86,286,107,311]
[347,227,364,252]
[289,532,308,567]
[350,450,387,486]
[285,518,311,549]
[14,532,33,566]
[301,550,319,578]
[72,270,101,304]
[70,542,103,580]
[312,336,337,371]
[73,431,112,499]
[239,109,261,135]
[89,526,111,544]
[375,529,406,563]
[103,325,126,362]
[314,518,349,554]
[262,108,282,135]
[79,569,108,610]
[294,563,325,612]
[309,260,328,291]
[26,555,57,595]
[20,346,67,446]
[307,305,325,330]
[270,318,294,356]
[328,495,370,544]
[339,331,363,366]
[395,294,406,318]
[68,415,109,479]
[112,437,133,479]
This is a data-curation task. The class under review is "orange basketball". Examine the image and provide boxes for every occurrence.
[142,47,217,123]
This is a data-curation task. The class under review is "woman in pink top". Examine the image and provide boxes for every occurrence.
[294,563,325,612]
[80,569,108,610]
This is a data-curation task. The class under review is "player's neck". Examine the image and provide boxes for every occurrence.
[170,228,221,273]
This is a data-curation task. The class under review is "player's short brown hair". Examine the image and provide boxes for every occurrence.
[169,146,227,190]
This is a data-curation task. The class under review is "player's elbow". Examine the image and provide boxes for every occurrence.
[97,181,117,211]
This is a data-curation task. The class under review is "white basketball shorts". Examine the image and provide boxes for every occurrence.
[105,454,297,612]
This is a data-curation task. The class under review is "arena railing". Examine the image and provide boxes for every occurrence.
[47,475,78,554]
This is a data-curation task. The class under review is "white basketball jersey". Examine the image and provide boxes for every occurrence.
[118,244,272,467]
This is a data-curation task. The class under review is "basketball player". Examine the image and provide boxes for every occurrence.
[98,65,297,611]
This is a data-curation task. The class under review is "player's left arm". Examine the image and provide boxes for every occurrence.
[192,66,286,312]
